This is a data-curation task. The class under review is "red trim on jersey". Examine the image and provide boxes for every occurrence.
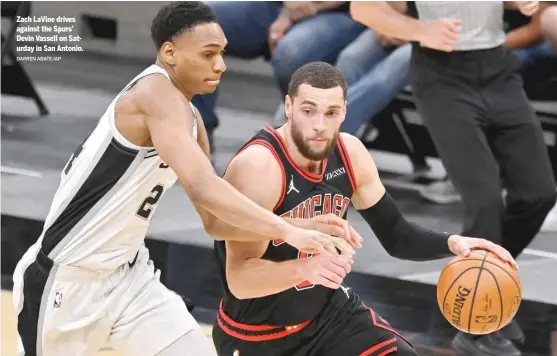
[377,347,398,356]
[336,135,357,192]
[359,338,397,356]
[218,301,278,331]
[230,139,286,212]
[362,302,412,347]
[264,126,328,183]
[217,300,312,341]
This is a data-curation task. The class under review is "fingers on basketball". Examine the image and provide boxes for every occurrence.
[437,250,522,335]
[475,241,517,269]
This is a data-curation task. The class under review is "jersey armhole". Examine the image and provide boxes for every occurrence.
[337,135,357,193]
[109,68,172,151]
[226,140,286,212]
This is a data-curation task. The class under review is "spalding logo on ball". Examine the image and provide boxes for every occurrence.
[437,250,522,335]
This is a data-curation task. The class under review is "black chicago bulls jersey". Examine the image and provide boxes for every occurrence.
[214,126,356,326]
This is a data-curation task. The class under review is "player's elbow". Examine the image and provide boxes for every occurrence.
[202,215,223,240]
[182,173,214,206]
[379,239,403,259]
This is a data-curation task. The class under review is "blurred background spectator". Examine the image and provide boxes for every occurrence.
[190,1,365,161]
[335,1,411,135]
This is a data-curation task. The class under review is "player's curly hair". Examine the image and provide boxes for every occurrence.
[150,1,217,50]
[288,62,348,100]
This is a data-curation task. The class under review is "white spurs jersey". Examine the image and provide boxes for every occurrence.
[35,65,198,270]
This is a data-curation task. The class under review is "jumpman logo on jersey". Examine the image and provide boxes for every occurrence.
[340,284,351,299]
[287,175,299,195]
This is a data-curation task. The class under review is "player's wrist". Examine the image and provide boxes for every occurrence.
[277,219,300,240]
[283,217,312,230]
[293,257,310,281]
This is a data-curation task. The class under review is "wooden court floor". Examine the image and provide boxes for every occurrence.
[1,290,215,356]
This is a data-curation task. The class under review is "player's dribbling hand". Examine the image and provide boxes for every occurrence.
[447,235,519,270]
[307,214,363,248]
[297,253,353,290]
[284,226,355,257]
[418,18,461,52]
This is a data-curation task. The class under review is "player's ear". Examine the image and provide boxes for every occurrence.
[284,95,293,121]
[160,41,177,66]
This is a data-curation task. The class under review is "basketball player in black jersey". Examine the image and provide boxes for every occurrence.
[207,62,518,356]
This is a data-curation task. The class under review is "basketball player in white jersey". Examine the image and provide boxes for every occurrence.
[12,3,361,356]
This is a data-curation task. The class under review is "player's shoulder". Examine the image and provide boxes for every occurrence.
[339,132,378,178]
[130,74,187,108]
[228,143,282,176]
[230,142,280,171]
[339,132,368,159]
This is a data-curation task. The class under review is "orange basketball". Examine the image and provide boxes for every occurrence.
[437,250,522,335]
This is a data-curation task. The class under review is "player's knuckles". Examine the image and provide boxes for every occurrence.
[328,263,347,278]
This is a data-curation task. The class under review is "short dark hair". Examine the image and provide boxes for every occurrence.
[287,62,347,100]
[150,2,217,49]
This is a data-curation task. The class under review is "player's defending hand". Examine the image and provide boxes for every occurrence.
[297,253,352,290]
[306,214,363,249]
[447,235,519,269]
[283,226,355,257]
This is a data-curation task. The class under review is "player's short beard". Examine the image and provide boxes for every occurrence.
[291,120,338,161]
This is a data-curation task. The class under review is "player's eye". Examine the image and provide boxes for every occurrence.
[203,51,215,58]
[302,109,313,116]
[327,111,339,116]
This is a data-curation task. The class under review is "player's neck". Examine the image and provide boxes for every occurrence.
[277,126,323,174]
[154,60,194,101]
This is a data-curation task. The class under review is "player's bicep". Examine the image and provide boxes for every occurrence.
[222,146,283,269]
[136,75,215,198]
[187,105,216,227]
[340,133,386,210]
[222,145,283,209]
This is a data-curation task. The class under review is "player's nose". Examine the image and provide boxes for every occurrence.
[312,115,327,132]
[214,55,226,74]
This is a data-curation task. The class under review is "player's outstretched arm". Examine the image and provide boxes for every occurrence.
[189,100,360,250]
[189,109,312,241]
[217,144,352,299]
[203,144,356,253]
[137,75,351,256]
[342,133,516,267]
